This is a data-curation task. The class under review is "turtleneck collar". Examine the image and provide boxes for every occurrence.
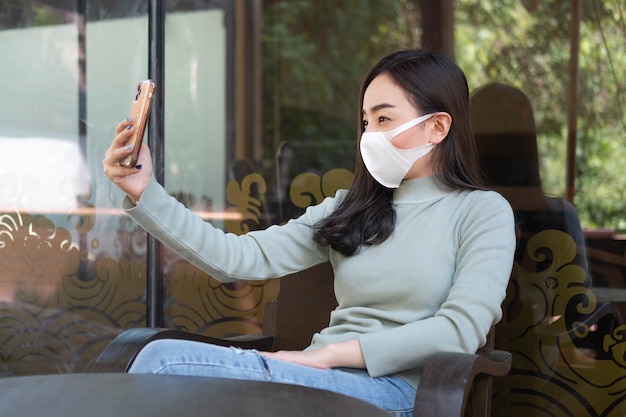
[393,175,452,203]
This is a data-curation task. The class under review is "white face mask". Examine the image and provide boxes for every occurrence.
[360,113,435,188]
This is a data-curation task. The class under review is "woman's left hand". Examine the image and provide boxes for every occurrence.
[260,349,331,369]
[259,338,366,369]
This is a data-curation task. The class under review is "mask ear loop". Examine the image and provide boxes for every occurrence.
[382,113,435,140]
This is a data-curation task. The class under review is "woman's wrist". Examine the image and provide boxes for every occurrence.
[323,339,366,369]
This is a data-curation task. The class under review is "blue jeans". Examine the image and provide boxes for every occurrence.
[129,340,416,417]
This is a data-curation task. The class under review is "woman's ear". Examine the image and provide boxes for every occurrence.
[429,112,452,144]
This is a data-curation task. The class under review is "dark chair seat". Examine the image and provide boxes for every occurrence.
[0,373,391,417]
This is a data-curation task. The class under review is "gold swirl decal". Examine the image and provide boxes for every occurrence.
[164,168,354,337]
[0,167,356,375]
[225,173,267,234]
[493,230,626,416]
[290,168,354,208]
[0,212,145,375]
[166,172,274,337]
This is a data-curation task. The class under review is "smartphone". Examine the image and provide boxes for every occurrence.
[120,79,156,168]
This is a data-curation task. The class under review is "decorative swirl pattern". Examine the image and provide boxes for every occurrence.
[493,230,626,416]
[0,212,145,375]
[290,168,354,209]
[165,171,273,336]
[2,165,625,417]
[163,167,355,337]
[0,166,359,375]
[165,259,277,336]
[225,173,267,234]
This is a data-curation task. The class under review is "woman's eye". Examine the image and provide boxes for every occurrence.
[378,116,388,123]
[362,120,368,129]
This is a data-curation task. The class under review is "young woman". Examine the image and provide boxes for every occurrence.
[103,49,515,417]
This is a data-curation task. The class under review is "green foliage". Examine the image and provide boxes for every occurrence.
[0,0,66,29]
[262,0,625,231]
[457,0,625,230]
[261,0,421,153]
[31,7,59,27]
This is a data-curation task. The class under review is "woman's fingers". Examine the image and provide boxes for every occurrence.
[115,118,134,135]
[104,143,132,164]
[103,119,154,202]
[105,123,135,162]
[102,152,136,183]
[113,123,135,149]
[104,121,137,177]
[104,117,153,200]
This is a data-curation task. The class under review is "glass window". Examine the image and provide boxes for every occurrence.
[0,0,152,375]
[1,2,626,416]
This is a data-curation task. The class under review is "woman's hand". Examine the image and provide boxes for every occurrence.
[260,339,365,370]
[260,349,332,369]
[103,119,154,204]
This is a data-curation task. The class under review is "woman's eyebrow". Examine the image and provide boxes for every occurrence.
[362,103,396,116]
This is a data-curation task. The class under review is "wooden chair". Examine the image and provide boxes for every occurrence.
[92,262,512,417]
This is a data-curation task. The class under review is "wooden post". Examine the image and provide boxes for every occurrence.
[566,0,581,202]
[420,0,455,59]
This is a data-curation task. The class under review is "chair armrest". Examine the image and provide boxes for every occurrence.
[91,328,274,373]
[412,350,512,417]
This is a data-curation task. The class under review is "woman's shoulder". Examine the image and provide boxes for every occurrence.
[321,188,350,213]
[467,187,510,203]
[462,187,514,218]
[296,188,349,223]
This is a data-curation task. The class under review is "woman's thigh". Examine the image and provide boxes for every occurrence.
[129,339,415,417]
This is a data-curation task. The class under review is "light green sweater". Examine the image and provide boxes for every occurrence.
[123,175,515,389]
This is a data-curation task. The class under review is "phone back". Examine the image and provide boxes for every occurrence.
[121,80,155,167]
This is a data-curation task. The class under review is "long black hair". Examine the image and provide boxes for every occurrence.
[313,49,485,256]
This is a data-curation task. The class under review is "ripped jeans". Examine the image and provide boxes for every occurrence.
[129,339,416,417]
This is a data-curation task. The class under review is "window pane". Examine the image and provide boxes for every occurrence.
[0,0,149,376]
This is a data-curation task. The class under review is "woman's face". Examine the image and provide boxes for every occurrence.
[362,72,436,179]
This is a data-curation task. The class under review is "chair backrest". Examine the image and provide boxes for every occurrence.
[263,261,337,351]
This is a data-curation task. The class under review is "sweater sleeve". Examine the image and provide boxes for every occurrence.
[122,176,332,283]
[358,192,516,378]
